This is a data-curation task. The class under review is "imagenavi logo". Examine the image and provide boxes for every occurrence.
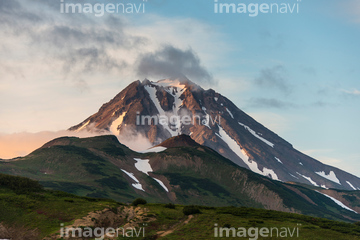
[214,0,301,17]
[214,223,301,239]
[60,0,148,17]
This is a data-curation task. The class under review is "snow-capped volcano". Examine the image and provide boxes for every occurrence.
[69,79,360,190]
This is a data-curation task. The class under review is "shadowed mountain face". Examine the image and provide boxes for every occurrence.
[69,79,360,191]
[1,135,360,222]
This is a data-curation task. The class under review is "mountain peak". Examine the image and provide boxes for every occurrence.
[68,78,360,191]
[157,134,200,148]
[141,78,202,91]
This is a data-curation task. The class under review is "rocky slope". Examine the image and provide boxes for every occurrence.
[69,79,360,191]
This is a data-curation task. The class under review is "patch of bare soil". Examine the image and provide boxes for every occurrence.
[156,214,194,238]
[44,205,156,240]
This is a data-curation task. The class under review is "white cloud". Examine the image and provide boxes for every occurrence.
[337,0,360,24]
[0,1,229,133]
[129,15,231,68]
[341,89,360,96]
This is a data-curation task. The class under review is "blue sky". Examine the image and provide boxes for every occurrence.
[1,0,359,176]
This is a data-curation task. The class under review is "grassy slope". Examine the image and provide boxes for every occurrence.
[0,173,360,239]
[1,135,360,223]
[2,190,360,239]
[0,136,142,203]
[150,146,360,222]
[0,174,121,239]
[128,204,360,240]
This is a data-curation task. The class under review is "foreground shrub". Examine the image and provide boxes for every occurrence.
[0,173,43,193]
[132,198,147,206]
[164,203,176,209]
[183,205,201,215]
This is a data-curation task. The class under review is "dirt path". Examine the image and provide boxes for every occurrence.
[157,214,194,238]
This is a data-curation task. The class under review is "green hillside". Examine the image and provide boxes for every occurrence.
[1,135,360,224]
[0,173,120,239]
[0,136,143,203]
[1,174,360,239]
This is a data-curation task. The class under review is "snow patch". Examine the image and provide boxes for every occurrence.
[133,158,169,192]
[202,106,207,111]
[289,173,299,179]
[275,157,283,164]
[167,86,185,113]
[121,169,145,191]
[144,84,185,137]
[238,122,274,148]
[321,185,328,189]
[144,85,166,115]
[214,97,218,101]
[152,80,185,113]
[153,178,169,192]
[216,125,279,181]
[134,158,153,175]
[226,108,234,119]
[346,181,357,190]
[296,172,319,187]
[144,85,178,136]
[140,146,167,153]
[110,112,127,135]
[316,191,358,214]
[299,162,303,166]
[315,171,340,184]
